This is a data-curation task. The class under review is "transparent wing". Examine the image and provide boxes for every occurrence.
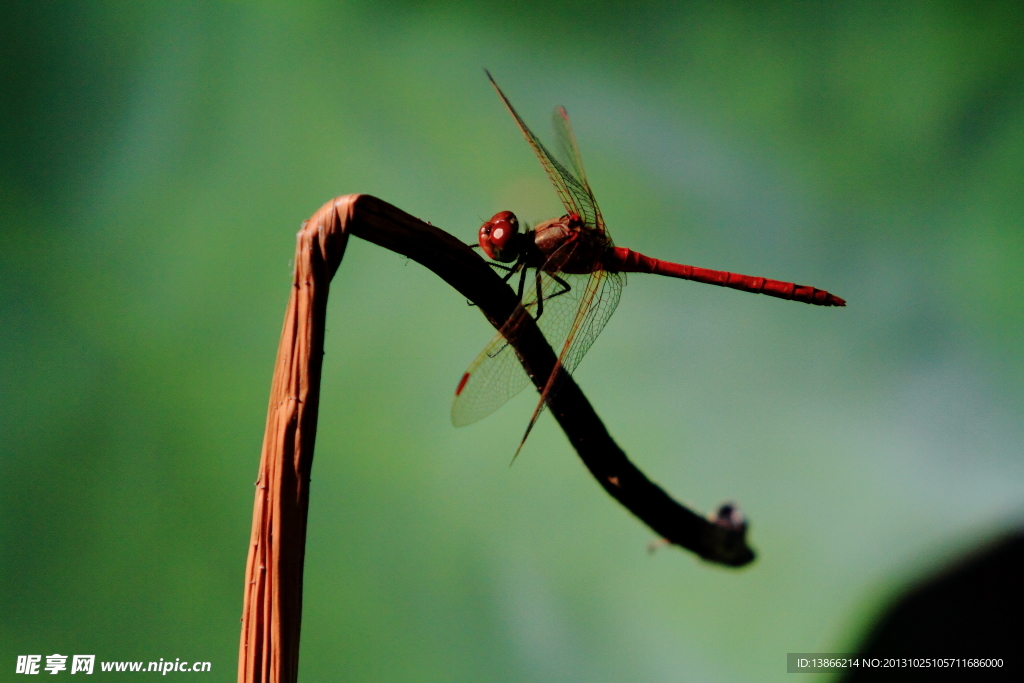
[450,328,532,427]
[553,266,623,379]
[511,266,623,457]
[453,242,593,427]
[486,71,605,234]
[452,241,623,433]
[552,105,606,236]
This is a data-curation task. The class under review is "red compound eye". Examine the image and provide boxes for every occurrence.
[478,211,520,262]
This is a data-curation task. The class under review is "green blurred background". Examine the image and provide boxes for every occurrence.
[2,1,1022,680]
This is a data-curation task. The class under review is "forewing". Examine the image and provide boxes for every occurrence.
[451,242,589,427]
[451,329,532,427]
[511,265,623,459]
[552,106,606,235]
[485,71,601,231]
[555,267,623,377]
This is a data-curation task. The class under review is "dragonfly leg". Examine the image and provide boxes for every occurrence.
[534,272,572,322]
[546,273,572,300]
[516,263,529,302]
[534,267,545,319]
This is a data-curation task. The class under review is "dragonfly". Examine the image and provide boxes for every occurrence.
[453,71,845,457]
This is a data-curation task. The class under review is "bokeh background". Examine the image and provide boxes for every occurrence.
[2,1,1022,681]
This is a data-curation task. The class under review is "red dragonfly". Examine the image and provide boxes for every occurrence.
[453,72,844,455]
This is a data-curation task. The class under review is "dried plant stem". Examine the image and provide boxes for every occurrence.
[238,194,754,683]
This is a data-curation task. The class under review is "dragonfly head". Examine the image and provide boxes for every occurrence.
[479,211,521,262]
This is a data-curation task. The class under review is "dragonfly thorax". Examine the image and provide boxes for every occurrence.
[532,214,610,274]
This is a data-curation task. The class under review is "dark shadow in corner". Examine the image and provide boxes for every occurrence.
[840,530,1022,682]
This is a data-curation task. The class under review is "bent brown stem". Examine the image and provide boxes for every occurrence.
[238,194,754,683]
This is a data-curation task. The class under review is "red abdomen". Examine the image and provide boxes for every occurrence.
[605,247,845,306]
